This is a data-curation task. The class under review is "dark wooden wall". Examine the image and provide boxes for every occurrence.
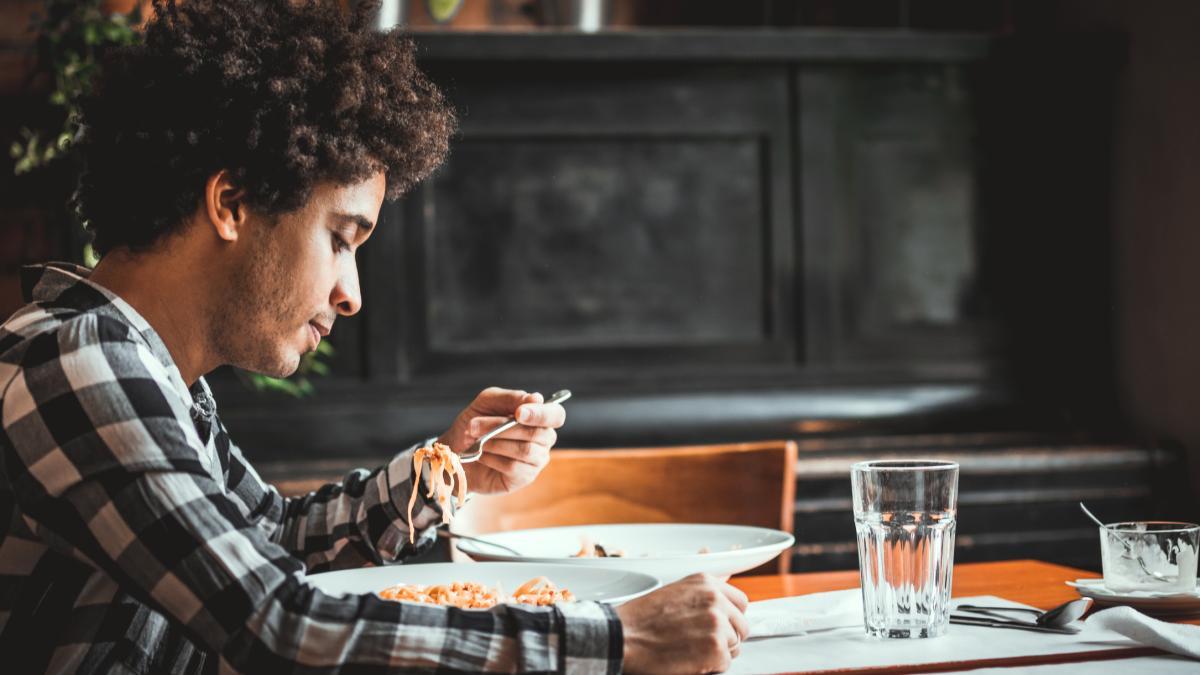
[3,2,1194,573]
[1035,0,1200,527]
[208,31,1171,572]
[203,31,1124,456]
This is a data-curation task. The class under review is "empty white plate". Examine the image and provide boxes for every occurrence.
[307,561,660,606]
[454,523,795,582]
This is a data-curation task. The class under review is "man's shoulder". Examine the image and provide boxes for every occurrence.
[2,301,140,361]
[0,303,148,398]
[0,301,209,487]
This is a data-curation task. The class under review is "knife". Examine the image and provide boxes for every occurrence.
[950,615,1080,635]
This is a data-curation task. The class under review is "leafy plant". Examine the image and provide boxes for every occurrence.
[238,340,336,398]
[10,0,139,176]
[10,0,334,397]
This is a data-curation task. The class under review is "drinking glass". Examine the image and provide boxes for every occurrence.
[1100,521,1199,593]
[852,460,959,638]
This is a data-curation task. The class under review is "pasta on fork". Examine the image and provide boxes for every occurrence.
[406,442,468,544]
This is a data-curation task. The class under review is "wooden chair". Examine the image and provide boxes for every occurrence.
[451,440,798,575]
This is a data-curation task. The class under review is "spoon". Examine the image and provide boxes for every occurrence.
[458,389,573,463]
[1079,502,1169,582]
[956,597,1093,629]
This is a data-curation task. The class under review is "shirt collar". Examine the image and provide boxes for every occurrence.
[20,262,215,418]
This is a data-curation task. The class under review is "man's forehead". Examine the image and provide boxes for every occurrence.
[313,173,386,220]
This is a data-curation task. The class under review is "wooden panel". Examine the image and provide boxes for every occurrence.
[381,63,796,378]
[0,49,35,98]
[974,40,1120,416]
[215,381,1002,460]
[409,30,993,63]
[205,33,1127,527]
[0,2,39,46]
[799,63,994,367]
[425,137,765,352]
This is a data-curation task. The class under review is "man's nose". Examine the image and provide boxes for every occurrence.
[332,260,361,317]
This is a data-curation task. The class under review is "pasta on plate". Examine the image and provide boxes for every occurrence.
[379,576,575,609]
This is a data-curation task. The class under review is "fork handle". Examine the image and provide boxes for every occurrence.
[950,616,1078,635]
[957,604,1041,615]
[460,389,573,462]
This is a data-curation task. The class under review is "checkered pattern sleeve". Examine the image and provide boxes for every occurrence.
[221,432,451,572]
[1,313,624,673]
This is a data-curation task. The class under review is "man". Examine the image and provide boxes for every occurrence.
[0,0,749,673]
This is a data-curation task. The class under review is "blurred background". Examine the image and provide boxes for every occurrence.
[2,0,1199,572]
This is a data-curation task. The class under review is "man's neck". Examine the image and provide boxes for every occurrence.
[89,249,214,386]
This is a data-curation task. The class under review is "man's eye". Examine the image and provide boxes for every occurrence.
[332,234,351,253]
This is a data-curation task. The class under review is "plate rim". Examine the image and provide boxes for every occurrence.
[454,522,796,562]
[307,560,663,605]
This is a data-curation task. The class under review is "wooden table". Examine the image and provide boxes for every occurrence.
[729,559,1198,673]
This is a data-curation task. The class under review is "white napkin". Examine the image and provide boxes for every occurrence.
[1085,606,1200,659]
[746,589,862,638]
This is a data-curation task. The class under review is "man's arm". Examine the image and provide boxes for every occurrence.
[219,430,449,572]
[1,314,622,673]
[244,384,564,571]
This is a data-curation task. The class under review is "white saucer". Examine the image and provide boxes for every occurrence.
[1068,578,1200,616]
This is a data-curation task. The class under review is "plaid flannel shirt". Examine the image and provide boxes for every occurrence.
[0,263,622,674]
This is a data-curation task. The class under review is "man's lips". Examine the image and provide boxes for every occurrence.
[308,320,330,349]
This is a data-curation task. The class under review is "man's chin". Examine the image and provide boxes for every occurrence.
[239,352,301,380]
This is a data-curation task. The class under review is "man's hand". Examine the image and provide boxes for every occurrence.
[438,387,564,495]
[616,573,750,674]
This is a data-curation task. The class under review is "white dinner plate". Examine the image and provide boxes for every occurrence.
[1068,578,1200,616]
[307,561,660,606]
[454,523,795,582]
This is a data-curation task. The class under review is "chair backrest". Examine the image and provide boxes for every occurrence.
[452,440,798,575]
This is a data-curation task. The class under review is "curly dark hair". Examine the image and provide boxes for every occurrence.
[75,0,455,255]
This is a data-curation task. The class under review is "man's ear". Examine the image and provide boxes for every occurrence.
[204,170,247,243]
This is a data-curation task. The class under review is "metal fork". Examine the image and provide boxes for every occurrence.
[458,389,572,463]
[436,527,523,556]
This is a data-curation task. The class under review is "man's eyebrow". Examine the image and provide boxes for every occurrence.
[333,212,375,234]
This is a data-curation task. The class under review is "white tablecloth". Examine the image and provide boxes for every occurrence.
[730,591,1143,675]
[957,655,1199,674]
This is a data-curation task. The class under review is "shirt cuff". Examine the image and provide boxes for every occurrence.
[378,438,445,559]
[556,601,624,675]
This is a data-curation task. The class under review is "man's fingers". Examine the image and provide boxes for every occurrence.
[515,401,566,428]
[719,581,750,613]
[718,592,750,643]
[475,438,550,467]
[472,387,535,415]
[474,451,541,482]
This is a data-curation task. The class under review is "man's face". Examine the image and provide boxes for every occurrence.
[213,172,385,377]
